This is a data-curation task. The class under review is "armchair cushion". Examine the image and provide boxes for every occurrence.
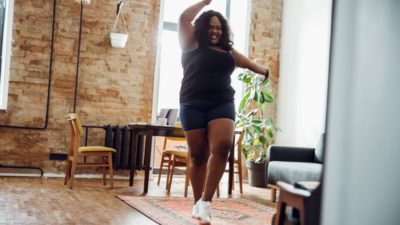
[267,161,322,185]
[266,134,325,202]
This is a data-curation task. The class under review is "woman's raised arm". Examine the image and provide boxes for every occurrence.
[178,0,211,51]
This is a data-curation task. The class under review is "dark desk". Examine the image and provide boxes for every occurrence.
[128,124,236,195]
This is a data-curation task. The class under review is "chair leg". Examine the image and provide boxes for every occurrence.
[108,153,114,189]
[184,154,191,197]
[238,162,243,194]
[102,157,107,186]
[271,186,277,202]
[165,155,172,189]
[299,205,307,225]
[216,184,220,197]
[184,165,190,197]
[64,159,72,185]
[157,154,165,186]
[167,159,176,193]
[69,159,78,189]
[274,201,287,225]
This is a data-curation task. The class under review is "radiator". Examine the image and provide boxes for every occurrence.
[104,125,143,170]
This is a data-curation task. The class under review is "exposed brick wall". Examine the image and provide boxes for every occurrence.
[0,0,281,174]
[249,0,282,121]
[0,0,160,173]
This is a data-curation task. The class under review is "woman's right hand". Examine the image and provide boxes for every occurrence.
[203,0,212,5]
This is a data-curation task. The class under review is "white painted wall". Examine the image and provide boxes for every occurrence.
[322,1,400,225]
[276,0,332,146]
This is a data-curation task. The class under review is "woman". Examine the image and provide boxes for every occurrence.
[178,0,269,224]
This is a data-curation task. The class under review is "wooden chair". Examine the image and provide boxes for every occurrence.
[64,113,116,189]
[272,181,321,225]
[217,131,244,197]
[157,132,243,197]
[156,137,191,197]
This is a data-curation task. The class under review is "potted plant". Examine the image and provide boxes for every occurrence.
[235,70,279,187]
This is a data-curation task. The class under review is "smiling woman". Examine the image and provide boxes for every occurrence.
[207,18,222,46]
[175,1,270,224]
[154,0,250,115]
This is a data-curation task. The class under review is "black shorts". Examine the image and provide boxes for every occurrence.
[179,100,235,131]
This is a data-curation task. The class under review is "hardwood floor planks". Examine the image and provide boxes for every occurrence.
[0,175,275,225]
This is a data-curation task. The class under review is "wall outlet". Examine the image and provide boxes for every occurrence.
[49,153,67,161]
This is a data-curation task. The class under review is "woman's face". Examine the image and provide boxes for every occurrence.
[208,16,222,46]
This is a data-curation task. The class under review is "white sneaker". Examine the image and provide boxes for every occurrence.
[192,201,200,219]
[198,200,212,224]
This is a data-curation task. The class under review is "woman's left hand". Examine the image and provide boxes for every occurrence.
[260,68,269,82]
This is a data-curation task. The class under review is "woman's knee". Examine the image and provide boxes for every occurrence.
[184,128,209,166]
[189,143,209,166]
[190,151,209,166]
[210,140,232,159]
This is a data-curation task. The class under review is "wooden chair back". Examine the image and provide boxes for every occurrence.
[69,113,84,136]
[64,113,116,189]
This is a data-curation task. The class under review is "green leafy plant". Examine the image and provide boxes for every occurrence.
[235,70,280,164]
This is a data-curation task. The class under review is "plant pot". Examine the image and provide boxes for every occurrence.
[246,160,267,188]
[110,32,128,48]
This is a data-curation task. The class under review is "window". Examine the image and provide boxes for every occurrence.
[0,0,14,110]
[153,0,250,118]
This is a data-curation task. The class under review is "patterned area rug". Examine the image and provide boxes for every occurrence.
[117,196,275,225]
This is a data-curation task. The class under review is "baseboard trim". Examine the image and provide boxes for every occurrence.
[0,172,144,180]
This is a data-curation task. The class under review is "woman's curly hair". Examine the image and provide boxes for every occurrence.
[194,10,233,51]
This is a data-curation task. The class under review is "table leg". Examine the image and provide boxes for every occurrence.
[143,131,153,194]
[228,135,235,195]
[129,131,139,186]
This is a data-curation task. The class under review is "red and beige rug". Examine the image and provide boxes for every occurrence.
[117,195,275,225]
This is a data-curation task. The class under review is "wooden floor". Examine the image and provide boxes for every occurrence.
[0,174,276,225]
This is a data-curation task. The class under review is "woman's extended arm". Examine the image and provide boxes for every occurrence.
[231,48,270,79]
[178,0,211,51]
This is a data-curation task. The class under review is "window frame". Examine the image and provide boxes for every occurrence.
[0,0,14,110]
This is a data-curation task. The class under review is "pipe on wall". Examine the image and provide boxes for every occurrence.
[0,0,85,176]
[0,0,57,130]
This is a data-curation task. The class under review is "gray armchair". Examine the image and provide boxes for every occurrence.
[266,134,324,202]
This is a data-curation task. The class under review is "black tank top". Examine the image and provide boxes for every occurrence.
[180,47,236,103]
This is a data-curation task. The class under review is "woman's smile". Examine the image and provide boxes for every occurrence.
[208,16,222,45]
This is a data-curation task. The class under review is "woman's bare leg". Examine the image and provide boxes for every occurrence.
[184,128,209,203]
[202,118,235,201]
